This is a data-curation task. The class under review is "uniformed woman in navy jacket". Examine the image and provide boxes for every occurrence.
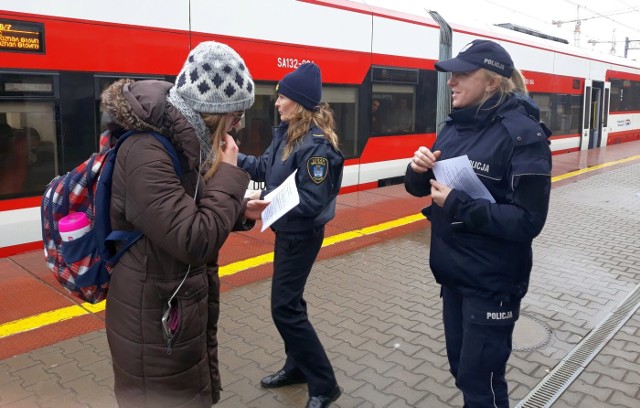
[405,40,552,408]
[238,63,344,408]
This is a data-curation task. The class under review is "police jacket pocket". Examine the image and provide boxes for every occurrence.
[463,296,520,326]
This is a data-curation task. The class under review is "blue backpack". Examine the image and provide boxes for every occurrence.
[41,130,183,304]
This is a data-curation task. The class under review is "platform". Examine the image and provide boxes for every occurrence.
[1,141,640,407]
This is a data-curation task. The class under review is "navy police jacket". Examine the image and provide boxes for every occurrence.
[405,93,552,300]
[238,122,344,233]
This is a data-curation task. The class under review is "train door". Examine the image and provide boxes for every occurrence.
[581,80,605,150]
[580,80,592,150]
[600,82,611,147]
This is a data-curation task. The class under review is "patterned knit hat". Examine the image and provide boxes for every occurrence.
[277,63,322,111]
[174,41,255,113]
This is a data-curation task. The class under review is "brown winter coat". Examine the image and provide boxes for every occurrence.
[102,80,250,408]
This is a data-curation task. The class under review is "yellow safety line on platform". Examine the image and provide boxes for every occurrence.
[1,154,639,339]
[0,304,88,338]
[219,213,425,277]
[0,213,426,339]
[551,154,640,182]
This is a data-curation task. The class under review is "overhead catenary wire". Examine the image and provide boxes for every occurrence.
[476,0,640,57]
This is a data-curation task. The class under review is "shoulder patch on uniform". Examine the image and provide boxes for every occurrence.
[307,156,329,184]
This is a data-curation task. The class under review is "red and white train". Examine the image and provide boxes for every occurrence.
[1,0,640,257]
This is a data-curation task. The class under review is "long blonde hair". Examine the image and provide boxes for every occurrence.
[282,102,339,160]
[200,113,227,180]
[478,67,528,109]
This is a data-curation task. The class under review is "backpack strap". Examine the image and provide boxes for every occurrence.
[104,230,144,267]
[149,131,184,177]
[103,130,184,259]
[115,130,184,175]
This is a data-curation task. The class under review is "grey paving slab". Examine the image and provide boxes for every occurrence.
[1,161,640,407]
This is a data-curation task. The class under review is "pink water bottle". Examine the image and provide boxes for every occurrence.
[58,212,91,242]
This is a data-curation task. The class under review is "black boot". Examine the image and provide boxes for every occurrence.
[305,386,342,408]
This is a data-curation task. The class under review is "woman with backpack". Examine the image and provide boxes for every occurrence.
[101,41,267,407]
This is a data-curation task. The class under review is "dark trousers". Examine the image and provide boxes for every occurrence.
[272,227,337,396]
[442,286,520,408]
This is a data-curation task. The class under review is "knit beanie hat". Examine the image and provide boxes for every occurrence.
[277,63,322,111]
[174,41,255,113]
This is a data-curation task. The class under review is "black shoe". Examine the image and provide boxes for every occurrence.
[305,386,342,408]
[260,369,306,388]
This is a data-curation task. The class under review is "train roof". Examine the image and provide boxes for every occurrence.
[2,0,639,75]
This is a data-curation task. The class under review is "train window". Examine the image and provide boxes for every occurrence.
[556,94,581,135]
[236,84,358,159]
[0,100,57,198]
[632,82,640,112]
[0,72,58,198]
[530,93,552,127]
[372,84,415,135]
[323,87,357,159]
[530,92,581,136]
[0,73,54,96]
[235,83,276,157]
[372,67,419,84]
[610,78,640,112]
[609,79,623,112]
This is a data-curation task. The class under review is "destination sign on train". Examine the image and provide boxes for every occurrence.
[0,19,44,54]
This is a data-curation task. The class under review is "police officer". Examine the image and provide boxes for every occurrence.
[238,63,344,408]
[405,40,552,407]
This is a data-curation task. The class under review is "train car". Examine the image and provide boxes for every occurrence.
[1,0,640,257]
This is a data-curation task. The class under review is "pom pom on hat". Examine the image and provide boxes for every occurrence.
[277,63,322,111]
[174,41,255,113]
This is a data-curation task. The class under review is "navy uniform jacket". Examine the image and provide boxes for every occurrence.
[238,122,344,233]
[405,93,552,300]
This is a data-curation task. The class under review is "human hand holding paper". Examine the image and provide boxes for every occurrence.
[260,170,300,232]
[432,155,495,203]
[244,199,270,220]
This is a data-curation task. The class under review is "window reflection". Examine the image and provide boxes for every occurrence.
[610,79,640,112]
[372,84,415,135]
[236,84,359,159]
[530,92,581,136]
[0,101,57,198]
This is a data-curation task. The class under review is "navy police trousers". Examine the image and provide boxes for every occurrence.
[442,286,520,408]
[272,226,337,396]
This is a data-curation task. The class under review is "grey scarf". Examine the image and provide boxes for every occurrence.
[167,87,213,168]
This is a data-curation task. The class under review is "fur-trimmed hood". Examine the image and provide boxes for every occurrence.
[100,79,202,170]
[101,79,167,133]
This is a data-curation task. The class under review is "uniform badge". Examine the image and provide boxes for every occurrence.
[307,156,329,184]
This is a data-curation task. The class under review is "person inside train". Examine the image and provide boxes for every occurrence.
[238,62,344,408]
[101,41,268,408]
[371,98,383,135]
[21,126,56,193]
[404,39,552,408]
[0,122,30,196]
[388,96,413,133]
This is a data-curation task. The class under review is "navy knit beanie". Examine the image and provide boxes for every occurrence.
[277,63,322,111]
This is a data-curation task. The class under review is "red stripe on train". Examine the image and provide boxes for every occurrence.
[0,242,42,258]
[0,197,41,211]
